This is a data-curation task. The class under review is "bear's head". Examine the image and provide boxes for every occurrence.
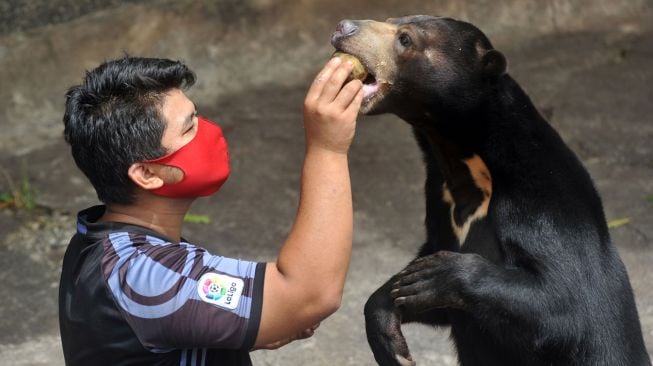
[331,15,506,122]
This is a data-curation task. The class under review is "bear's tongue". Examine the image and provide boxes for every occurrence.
[363,82,379,100]
[362,73,379,100]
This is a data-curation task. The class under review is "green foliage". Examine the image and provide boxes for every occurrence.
[0,169,37,210]
[607,217,630,229]
[19,176,36,209]
[0,192,12,202]
[184,213,211,224]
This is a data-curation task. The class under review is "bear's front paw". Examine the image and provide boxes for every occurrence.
[365,315,415,366]
[365,291,415,366]
[391,251,479,313]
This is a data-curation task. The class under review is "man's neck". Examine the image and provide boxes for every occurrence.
[100,195,193,242]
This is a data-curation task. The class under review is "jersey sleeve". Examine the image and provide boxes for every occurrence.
[100,232,266,351]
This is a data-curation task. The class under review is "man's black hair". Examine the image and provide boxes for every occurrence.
[63,56,196,205]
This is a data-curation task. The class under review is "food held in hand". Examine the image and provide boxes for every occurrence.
[332,52,368,82]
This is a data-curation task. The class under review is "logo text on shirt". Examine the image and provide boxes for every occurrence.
[197,272,244,310]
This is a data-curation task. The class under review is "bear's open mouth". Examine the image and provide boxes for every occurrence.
[362,73,379,101]
[332,49,384,105]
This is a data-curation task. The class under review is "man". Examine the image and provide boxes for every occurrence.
[59,56,363,365]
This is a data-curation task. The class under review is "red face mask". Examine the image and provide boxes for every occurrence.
[146,116,230,198]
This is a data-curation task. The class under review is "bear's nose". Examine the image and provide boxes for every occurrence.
[331,20,359,45]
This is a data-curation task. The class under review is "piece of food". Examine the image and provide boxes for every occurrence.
[332,52,368,82]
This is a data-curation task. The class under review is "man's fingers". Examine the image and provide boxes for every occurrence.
[318,61,354,103]
[297,329,314,339]
[333,79,363,110]
[306,57,342,102]
[255,323,319,350]
[258,339,291,350]
[343,87,364,119]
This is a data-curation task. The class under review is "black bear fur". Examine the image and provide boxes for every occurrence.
[331,15,651,366]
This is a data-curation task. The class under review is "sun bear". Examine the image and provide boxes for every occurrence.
[330,15,650,366]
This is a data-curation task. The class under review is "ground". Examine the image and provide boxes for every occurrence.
[0,1,651,365]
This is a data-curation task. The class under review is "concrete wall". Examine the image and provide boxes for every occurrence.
[0,0,650,154]
[0,0,149,34]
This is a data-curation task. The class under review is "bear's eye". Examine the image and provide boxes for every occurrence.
[398,33,412,48]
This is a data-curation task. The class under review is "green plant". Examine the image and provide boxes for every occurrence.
[184,213,210,224]
[0,192,11,202]
[607,217,630,229]
[18,176,36,209]
[0,167,37,210]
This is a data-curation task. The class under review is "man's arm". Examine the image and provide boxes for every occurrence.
[254,57,363,347]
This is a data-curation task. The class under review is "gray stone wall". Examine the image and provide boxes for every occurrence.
[0,0,650,157]
[0,0,150,34]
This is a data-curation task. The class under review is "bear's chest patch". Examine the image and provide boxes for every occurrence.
[441,154,492,245]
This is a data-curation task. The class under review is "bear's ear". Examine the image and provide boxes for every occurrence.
[481,49,507,78]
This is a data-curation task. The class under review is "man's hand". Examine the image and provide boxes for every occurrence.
[253,323,320,350]
[303,57,364,154]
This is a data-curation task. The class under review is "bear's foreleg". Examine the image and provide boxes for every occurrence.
[365,261,451,366]
[390,250,566,349]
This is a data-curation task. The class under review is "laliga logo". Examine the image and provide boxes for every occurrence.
[197,272,244,310]
[202,277,227,301]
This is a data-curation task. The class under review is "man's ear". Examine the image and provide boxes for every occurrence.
[127,163,166,191]
[482,49,507,79]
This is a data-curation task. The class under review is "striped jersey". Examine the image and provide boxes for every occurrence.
[59,205,266,365]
